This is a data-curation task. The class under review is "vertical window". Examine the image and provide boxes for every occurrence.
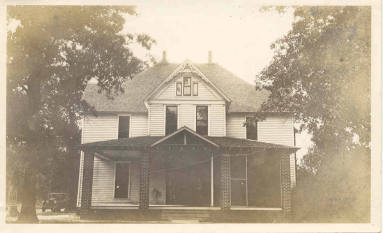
[114,162,130,198]
[118,116,130,139]
[246,117,258,140]
[192,82,198,96]
[230,156,248,206]
[176,82,182,96]
[183,77,191,96]
[166,106,178,135]
[196,106,208,135]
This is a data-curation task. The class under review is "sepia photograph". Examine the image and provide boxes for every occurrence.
[1,1,381,231]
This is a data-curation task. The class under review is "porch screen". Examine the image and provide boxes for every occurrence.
[114,163,130,198]
[118,116,130,139]
[166,106,178,135]
[196,106,208,135]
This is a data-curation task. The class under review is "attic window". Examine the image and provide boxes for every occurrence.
[183,77,191,96]
[192,82,198,96]
[176,82,182,96]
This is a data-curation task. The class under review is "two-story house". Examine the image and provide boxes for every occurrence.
[77,51,298,220]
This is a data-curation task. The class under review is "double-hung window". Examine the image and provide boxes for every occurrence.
[183,77,191,96]
[118,116,130,139]
[166,106,178,135]
[246,117,258,140]
[196,106,208,135]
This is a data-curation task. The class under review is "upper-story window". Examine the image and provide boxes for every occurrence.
[176,82,182,96]
[196,106,208,135]
[118,116,130,138]
[176,78,199,96]
[183,77,191,96]
[166,106,178,135]
[246,117,258,140]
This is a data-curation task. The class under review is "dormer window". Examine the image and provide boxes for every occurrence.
[183,77,191,96]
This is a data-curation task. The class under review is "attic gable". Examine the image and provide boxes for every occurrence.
[145,61,231,103]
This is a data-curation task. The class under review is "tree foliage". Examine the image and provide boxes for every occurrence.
[258,6,370,222]
[7,6,155,222]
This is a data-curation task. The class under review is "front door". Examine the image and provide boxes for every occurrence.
[230,156,247,206]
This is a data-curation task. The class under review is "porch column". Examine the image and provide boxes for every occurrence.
[220,154,231,210]
[280,154,292,216]
[80,151,94,213]
[210,154,214,207]
[139,152,150,209]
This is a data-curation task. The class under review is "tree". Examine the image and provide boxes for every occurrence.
[7,6,155,222]
[258,6,370,222]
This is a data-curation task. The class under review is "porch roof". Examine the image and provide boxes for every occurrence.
[80,127,299,153]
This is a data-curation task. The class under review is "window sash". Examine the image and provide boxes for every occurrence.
[166,105,178,135]
[118,116,130,139]
[246,117,258,140]
[183,77,191,96]
[196,106,208,135]
[176,82,182,96]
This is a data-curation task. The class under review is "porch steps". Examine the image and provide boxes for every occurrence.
[160,209,212,222]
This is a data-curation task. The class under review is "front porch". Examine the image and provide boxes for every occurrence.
[78,127,298,220]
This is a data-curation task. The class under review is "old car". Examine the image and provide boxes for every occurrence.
[42,193,68,212]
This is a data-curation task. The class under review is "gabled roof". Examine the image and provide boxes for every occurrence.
[83,62,270,113]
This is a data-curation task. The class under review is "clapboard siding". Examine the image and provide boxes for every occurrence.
[131,114,148,137]
[149,104,165,136]
[258,115,296,187]
[208,104,226,136]
[91,157,115,206]
[154,75,222,101]
[178,104,196,130]
[226,114,246,139]
[258,116,294,146]
[82,115,118,143]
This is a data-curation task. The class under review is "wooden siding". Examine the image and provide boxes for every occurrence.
[131,114,148,137]
[149,104,165,136]
[178,104,196,130]
[208,104,226,136]
[226,114,246,139]
[257,115,296,187]
[82,115,118,143]
[153,75,222,101]
[77,115,119,207]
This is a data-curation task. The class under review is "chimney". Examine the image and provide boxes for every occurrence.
[208,50,212,64]
[162,50,168,63]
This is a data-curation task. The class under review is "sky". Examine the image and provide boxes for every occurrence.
[124,2,313,160]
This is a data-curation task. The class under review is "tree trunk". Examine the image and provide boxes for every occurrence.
[17,166,38,223]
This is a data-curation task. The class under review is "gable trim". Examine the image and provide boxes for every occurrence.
[151,126,219,148]
[144,61,231,106]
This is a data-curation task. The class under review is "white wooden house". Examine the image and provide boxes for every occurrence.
[77,52,298,221]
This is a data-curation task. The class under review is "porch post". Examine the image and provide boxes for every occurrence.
[280,154,292,216]
[139,152,150,209]
[80,151,94,214]
[220,154,231,210]
[210,154,214,207]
